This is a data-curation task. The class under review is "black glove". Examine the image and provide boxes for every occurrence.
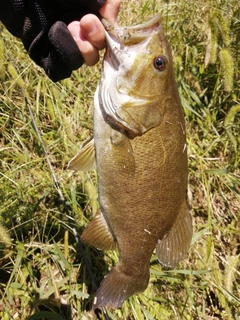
[0,0,107,82]
[45,21,84,82]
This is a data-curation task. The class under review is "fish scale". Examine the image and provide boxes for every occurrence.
[68,13,192,310]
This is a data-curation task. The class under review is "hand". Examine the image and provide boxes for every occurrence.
[68,0,121,66]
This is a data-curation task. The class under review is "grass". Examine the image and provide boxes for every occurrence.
[0,0,239,319]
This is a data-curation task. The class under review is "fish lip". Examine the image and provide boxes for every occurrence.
[103,31,121,70]
[102,14,165,69]
[102,13,163,41]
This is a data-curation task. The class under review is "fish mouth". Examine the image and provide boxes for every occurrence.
[102,13,163,44]
[102,14,165,69]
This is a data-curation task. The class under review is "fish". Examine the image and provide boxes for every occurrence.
[68,13,193,310]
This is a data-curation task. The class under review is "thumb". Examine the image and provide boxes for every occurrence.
[99,0,121,25]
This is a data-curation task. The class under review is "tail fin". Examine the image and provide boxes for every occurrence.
[93,264,149,309]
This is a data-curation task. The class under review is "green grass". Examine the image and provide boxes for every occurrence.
[0,0,239,319]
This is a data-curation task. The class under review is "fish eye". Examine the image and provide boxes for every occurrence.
[153,55,167,71]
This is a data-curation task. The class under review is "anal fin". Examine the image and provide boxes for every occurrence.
[156,200,192,268]
[81,210,116,250]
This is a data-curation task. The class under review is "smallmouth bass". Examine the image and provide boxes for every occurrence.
[68,14,192,310]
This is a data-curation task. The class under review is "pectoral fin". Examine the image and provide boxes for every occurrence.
[68,138,95,171]
[81,210,116,250]
[110,130,135,175]
[156,200,192,268]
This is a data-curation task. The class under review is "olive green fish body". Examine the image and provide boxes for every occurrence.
[68,14,192,309]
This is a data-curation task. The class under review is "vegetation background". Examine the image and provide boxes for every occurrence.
[0,0,239,319]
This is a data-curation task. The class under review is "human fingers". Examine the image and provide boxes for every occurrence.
[80,14,106,50]
[68,0,121,66]
[68,17,103,66]
[99,0,121,24]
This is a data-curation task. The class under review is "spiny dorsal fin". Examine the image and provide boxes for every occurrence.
[81,210,116,251]
[68,138,95,171]
[156,200,192,268]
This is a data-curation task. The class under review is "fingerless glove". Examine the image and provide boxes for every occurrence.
[0,0,106,81]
